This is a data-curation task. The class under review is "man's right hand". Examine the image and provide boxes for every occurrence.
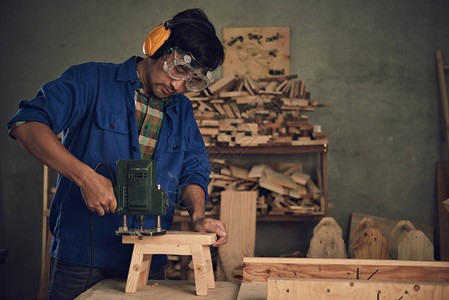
[80,170,117,216]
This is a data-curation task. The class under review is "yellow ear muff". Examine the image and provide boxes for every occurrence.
[143,24,171,57]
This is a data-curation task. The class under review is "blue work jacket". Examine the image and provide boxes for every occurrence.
[7,57,211,271]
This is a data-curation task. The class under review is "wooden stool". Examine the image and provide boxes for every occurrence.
[122,231,216,296]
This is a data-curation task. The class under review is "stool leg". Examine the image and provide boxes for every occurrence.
[203,245,215,289]
[125,244,144,293]
[138,254,152,287]
[190,244,208,296]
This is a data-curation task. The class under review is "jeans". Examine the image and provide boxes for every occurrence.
[48,257,165,300]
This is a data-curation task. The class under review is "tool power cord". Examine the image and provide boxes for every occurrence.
[84,162,116,292]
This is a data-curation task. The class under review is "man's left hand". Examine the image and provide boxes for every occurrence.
[191,217,227,247]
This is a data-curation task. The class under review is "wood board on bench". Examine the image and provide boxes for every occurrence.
[243,257,449,283]
[266,278,449,300]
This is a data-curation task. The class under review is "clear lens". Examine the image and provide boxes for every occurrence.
[163,47,212,92]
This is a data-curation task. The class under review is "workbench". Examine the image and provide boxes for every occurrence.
[76,279,242,300]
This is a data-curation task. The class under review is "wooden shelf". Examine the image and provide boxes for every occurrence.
[205,142,329,219]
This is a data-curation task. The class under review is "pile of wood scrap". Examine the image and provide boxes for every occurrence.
[185,74,330,147]
[207,159,324,216]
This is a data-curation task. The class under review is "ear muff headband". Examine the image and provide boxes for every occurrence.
[143,18,214,58]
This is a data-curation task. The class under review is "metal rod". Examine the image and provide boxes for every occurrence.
[122,215,128,230]
[156,215,162,232]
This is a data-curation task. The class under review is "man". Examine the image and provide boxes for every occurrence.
[7,8,227,300]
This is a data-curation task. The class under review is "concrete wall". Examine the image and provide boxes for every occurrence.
[1,0,448,299]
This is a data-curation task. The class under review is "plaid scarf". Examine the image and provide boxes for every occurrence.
[135,83,171,159]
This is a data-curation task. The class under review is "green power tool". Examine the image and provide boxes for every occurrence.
[114,159,169,236]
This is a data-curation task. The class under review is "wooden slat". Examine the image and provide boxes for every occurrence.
[264,168,298,189]
[208,73,237,94]
[243,257,449,283]
[267,278,449,300]
[219,191,258,281]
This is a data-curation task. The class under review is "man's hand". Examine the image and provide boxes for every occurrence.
[80,171,117,216]
[181,184,228,246]
[191,217,227,247]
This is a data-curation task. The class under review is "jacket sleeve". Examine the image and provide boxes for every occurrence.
[7,64,95,136]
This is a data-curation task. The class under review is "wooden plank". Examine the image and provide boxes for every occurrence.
[222,104,236,118]
[213,104,227,116]
[236,123,258,134]
[243,257,449,283]
[208,73,237,94]
[235,135,272,147]
[264,168,298,189]
[219,118,243,131]
[259,174,287,195]
[199,120,219,127]
[244,75,260,93]
[234,95,262,104]
[199,127,219,136]
[229,165,252,181]
[266,278,449,300]
[290,170,310,185]
[230,102,242,119]
[220,91,250,98]
[248,164,268,178]
[219,191,258,281]
[281,98,309,106]
[306,179,321,200]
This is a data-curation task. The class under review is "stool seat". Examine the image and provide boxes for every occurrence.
[122,231,216,296]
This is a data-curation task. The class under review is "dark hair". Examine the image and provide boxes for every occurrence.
[153,8,225,71]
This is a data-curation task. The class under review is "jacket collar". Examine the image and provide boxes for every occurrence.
[116,56,140,82]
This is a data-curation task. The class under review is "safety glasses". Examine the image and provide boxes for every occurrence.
[162,47,213,92]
